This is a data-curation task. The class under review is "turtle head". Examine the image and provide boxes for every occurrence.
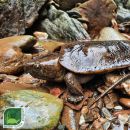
[24,53,65,82]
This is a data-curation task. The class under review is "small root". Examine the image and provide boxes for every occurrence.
[89,73,130,108]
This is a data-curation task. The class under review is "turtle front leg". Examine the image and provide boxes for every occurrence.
[64,72,84,96]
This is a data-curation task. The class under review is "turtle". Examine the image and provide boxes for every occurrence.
[24,40,130,102]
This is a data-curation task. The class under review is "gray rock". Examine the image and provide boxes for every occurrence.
[114,0,123,6]
[39,5,90,40]
[0,0,47,38]
[115,0,130,9]
[101,107,113,120]
[103,121,111,130]
[117,6,130,22]
[125,0,130,9]
[114,0,125,6]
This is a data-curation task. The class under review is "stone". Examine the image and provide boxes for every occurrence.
[119,98,130,108]
[118,114,129,124]
[114,110,130,116]
[79,114,85,125]
[118,21,130,34]
[39,5,90,40]
[114,0,124,6]
[92,118,105,129]
[103,95,115,110]
[114,106,123,110]
[117,6,130,23]
[61,106,80,130]
[34,31,48,41]
[0,82,33,94]
[0,35,36,51]
[81,106,89,115]
[80,123,88,130]
[0,73,48,95]
[103,121,111,130]
[125,0,130,9]
[101,107,113,120]
[0,90,63,130]
[94,27,128,40]
[0,53,24,74]
[0,35,36,74]
[0,0,47,38]
[57,124,66,130]
[84,112,95,123]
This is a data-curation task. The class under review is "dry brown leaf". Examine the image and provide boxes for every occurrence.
[71,0,117,37]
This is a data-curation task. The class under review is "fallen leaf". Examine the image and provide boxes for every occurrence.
[71,0,117,37]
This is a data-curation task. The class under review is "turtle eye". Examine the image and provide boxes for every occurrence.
[35,64,40,68]
[33,62,40,71]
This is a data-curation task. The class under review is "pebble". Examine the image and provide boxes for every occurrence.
[79,114,85,125]
[104,96,114,109]
[84,112,95,123]
[117,6,130,22]
[0,82,36,95]
[119,98,130,108]
[101,107,113,120]
[33,31,48,41]
[92,120,102,129]
[80,123,88,130]
[81,106,89,115]
[114,106,123,110]
[61,106,79,130]
[114,110,130,116]
[118,114,129,124]
[95,27,128,40]
[103,121,111,130]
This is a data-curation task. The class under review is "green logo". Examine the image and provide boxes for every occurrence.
[3,107,24,128]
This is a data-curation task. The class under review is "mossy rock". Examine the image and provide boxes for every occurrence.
[0,90,63,130]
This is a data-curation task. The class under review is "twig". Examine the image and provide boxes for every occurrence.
[89,73,130,108]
